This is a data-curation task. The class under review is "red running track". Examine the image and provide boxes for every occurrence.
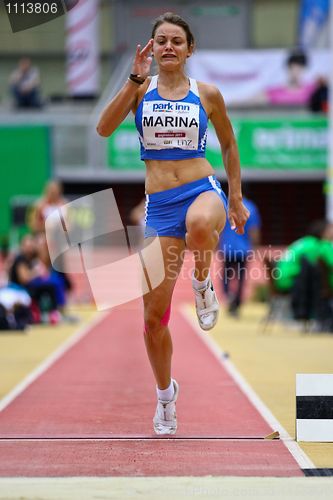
[0,300,303,476]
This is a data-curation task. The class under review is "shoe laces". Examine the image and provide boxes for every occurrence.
[195,281,214,307]
[156,399,176,421]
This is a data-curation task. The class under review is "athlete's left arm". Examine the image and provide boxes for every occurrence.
[200,83,249,234]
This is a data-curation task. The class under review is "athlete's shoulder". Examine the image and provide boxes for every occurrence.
[197,81,223,100]
[196,81,226,117]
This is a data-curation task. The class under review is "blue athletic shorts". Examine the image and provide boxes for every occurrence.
[144,175,228,239]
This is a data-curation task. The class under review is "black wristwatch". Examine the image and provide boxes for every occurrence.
[128,73,146,85]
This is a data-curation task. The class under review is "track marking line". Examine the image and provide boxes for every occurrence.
[0,437,282,442]
[180,304,315,470]
[0,311,109,414]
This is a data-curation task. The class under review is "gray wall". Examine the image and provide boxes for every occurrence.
[0,0,318,99]
[252,0,299,48]
[0,0,114,100]
[113,0,252,51]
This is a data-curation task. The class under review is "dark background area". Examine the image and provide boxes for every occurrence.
[63,180,326,246]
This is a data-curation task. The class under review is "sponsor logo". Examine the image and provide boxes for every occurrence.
[152,102,190,112]
[177,139,193,146]
[156,132,186,138]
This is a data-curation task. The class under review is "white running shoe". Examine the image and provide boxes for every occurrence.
[153,379,179,435]
[193,275,219,331]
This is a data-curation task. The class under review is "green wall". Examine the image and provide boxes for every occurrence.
[0,125,51,240]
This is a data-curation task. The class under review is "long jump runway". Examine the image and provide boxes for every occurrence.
[0,300,304,477]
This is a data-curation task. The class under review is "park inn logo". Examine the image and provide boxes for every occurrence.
[152,102,191,112]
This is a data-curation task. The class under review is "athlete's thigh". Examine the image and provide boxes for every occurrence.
[185,190,227,234]
[143,236,185,314]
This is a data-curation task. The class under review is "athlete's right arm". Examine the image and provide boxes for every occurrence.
[96,80,141,137]
[96,40,153,137]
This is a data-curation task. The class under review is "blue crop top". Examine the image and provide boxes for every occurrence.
[135,75,208,160]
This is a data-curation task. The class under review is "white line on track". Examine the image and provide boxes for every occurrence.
[0,437,282,442]
[181,304,315,470]
[0,311,109,414]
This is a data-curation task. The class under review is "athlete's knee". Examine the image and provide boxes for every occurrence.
[187,214,213,245]
[144,304,171,335]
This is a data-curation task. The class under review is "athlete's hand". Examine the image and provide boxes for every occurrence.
[131,39,154,80]
[228,198,250,235]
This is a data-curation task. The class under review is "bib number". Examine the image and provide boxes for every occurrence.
[142,100,200,150]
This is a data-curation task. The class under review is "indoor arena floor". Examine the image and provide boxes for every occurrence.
[0,260,333,499]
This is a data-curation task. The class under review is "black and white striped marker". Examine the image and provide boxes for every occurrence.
[296,374,333,442]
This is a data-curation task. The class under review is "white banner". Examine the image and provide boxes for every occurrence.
[66,0,100,96]
[188,49,330,106]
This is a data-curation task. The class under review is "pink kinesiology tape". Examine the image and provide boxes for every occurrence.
[143,305,171,333]
[160,305,171,326]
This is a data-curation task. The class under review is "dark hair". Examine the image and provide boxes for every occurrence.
[287,48,308,67]
[151,12,195,49]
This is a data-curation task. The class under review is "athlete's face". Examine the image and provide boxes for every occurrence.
[153,23,192,70]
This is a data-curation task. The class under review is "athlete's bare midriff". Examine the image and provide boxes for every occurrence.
[145,157,215,194]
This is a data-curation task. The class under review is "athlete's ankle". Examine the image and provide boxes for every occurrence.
[192,271,211,290]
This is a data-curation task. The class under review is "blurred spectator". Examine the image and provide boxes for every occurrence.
[0,284,32,331]
[274,220,333,330]
[8,234,63,324]
[265,48,315,106]
[9,57,42,109]
[128,198,146,250]
[218,195,261,317]
[308,76,329,113]
[30,180,73,294]
[129,198,146,227]
[275,220,329,293]
[31,180,67,235]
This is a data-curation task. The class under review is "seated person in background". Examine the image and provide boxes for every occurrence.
[218,195,261,317]
[8,234,66,324]
[35,232,78,323]
[275,220,328,293]
[9,57,42,109]
[275,220,333,327]
[30,179,73,295]
[0,284,32,331]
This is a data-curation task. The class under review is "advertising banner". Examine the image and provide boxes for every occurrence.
[107,118,328,171]
[208,117,328,169]
[66,0,100,96]
[187,49,330,106]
